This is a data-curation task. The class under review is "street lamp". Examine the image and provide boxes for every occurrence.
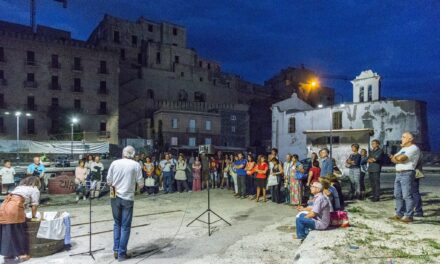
[71,117,79,159]
[4,111,31,160]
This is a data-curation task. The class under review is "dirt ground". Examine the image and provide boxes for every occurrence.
[23,189,300,264]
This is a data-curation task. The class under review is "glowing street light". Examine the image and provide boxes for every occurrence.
[4,111,31,160]
[70,117,79,159]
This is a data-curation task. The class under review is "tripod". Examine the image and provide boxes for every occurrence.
[187,169,231,236]
[70,181,105,260]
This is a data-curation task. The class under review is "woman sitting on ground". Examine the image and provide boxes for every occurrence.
[0,176,41,263]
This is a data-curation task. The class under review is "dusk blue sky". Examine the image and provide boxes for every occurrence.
[1,0,439,150]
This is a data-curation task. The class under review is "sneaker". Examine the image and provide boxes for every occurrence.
[75,196,79,202]
[83,196,87,201]
[388,215,402,221]
[399,217,413,223]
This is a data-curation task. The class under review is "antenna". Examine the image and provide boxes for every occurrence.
[30,0,68,34]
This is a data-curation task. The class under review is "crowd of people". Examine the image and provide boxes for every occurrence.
[0,131,425,262]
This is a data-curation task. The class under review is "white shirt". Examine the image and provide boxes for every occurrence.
[11,186,40,206]
[160,159,175,172]
[395,144,420,171]
[107,158,143,201]
[0,167,16,184]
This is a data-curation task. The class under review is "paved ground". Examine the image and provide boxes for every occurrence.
[2,172,439,264]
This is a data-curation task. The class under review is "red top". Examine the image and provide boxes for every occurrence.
[256,162,269,179]
[309,167,321,183]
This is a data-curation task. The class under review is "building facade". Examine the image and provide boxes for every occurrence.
[0,21,119,144]
[272,70,430,164]
[87,14,270,149]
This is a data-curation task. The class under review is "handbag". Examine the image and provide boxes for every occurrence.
[330,211,350,227]
[415,169,425,179]
[145,177,155,187]
[266,174,278,187]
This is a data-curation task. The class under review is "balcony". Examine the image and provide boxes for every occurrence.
[97,108,108,115]
[98,68,109,74]
[0,79,7,86]
[49,62,61,69]
[186,127,198,133]
[24,59,37,66]
[98,88,109,95]
[71,86,84,93]
[98,131,110,138]
[26,105,38,111]
[24,81,38,88]
[72,65,83,72]
[48,83,61,90]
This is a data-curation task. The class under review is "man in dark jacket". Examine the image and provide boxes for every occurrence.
[367,139,384,202]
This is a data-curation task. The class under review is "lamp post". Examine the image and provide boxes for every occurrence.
[71,117,79,159]
[319,93,345,160]
[5,111,31,160]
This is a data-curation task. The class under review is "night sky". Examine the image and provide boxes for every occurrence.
[1,0,439,151]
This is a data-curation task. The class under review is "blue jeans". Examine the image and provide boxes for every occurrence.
[394,171,415,217]
[348,168,361,197]
[296,214,316,239]
[111,196,134,257]
[413,178,423,215]
[163,171,173,193]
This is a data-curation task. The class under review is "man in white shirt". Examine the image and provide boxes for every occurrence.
[0,160,15,194]
[107,146,144,261]
[160,153,176,193]
[389,132,420,223]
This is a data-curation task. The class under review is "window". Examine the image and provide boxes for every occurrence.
[194,91,206,102]
[156,52,161,64]
[332,111,343,129]
[74,99,81,110]
[51,54,59,68]
[51,97,59,106]
[368,85,373,101]
[175,56,179,63]
[205,138,212,145]
[327,136,340,144]
[73,57,82,70]
[148,24,153,32]
[231,126,236,133]
[172,27,178,36]
[0,93,4,108]
[171,137,178,146]
[51,75,59,90]
[99,101,107,114]
[137,53,142,65]
[120,49,125,60]
[359,86,364,102]
[199,61,202,67]
[27,119,35,134]
[199,77,203,82]
[27,96,35,110]
[0,70,4,79]
[27,73,34,82]
[213,79,216,85]
[113,31,120,43]
[189,137,196,147]
[100,121,106,132]
[188,119,196,132]
[99,60,107,73]
[230,115,237,121]
[180,72,184,77]
[26,51,35,64]
[171,118,178,129]
[147,89,154,99]
[288,117,296,133]
[99,81,107,93]
[131,35,138,46]
[73,78,82,92]
[0,47,4,61]
[205,120,211,131]
[207,63,211,70]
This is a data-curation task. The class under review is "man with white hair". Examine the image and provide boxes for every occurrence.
[389,132,421,223]
[107,146,144,261]
[295,181,331,240]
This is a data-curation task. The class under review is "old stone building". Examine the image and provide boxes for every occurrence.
[272,70,430,166]
[0,20,119,144]
[87,14,271,149]
[265,65,335,107]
